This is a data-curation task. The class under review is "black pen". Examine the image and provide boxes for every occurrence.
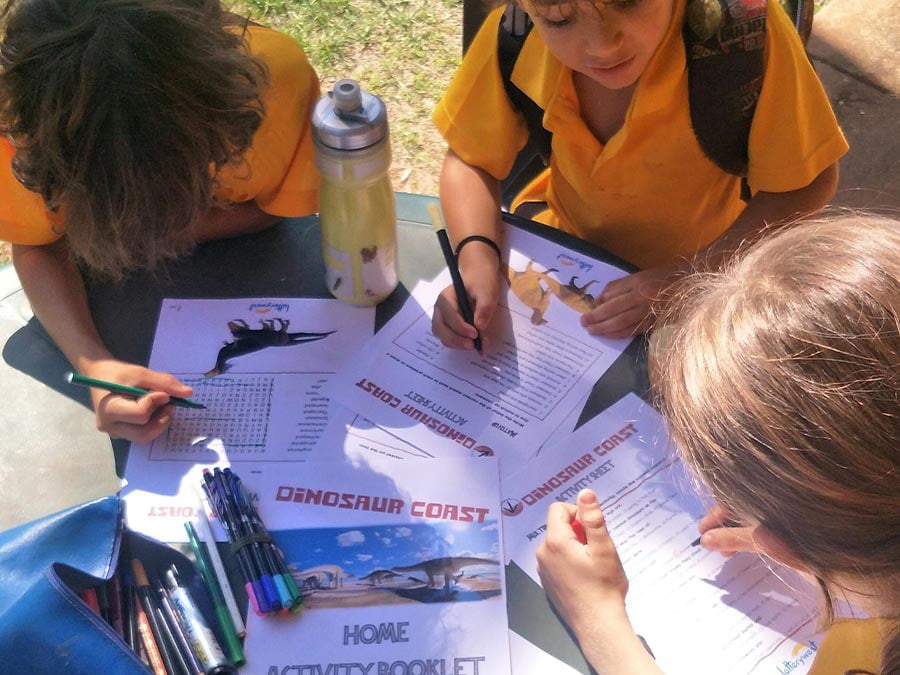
[692,519,741,547]
[428,202,482,353]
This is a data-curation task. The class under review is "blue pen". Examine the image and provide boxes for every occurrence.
[203,471,271,615]
[225,469,301,610]
[213,469,281,612]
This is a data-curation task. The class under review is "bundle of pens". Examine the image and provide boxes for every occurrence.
[201,467,303,615]
[82,556,242,675]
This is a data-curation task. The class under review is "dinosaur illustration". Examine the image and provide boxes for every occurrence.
[391,556,499,596]
[505,261,559,325]
[556,276,599,314]
[296,564,345,589]
[359,569,401,585]
[505,261,604,325]
[205,318,335,377]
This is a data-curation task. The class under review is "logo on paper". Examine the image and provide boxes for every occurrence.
[774,641,819,674]
[501,498,524,517]
[472,445,494,457]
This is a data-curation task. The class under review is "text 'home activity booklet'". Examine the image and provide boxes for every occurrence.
[328,222,633,471]
[502,393,823,675]
[238,456,512,674]
[123,297,374,542]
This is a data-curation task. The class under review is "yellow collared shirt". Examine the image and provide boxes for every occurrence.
[433,1,849,269]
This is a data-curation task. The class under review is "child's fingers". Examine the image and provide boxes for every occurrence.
[698,503,732,534]
[699,525,755,555]
[135,370,193,398]
[432,289,478,350]
[97,391,173,427]
[105,406,176,444]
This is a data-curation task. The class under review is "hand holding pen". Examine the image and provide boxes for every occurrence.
[429,202,503,354]
[693,504,749,553]
[66,363,202,443]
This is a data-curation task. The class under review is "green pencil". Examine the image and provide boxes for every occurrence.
[65,371,206,409]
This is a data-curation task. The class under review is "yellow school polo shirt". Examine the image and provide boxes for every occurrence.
[807,618,886,674]
[433,1,848,270]
[0,24,319,246]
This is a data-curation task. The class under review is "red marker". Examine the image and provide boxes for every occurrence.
[571,519,587,545]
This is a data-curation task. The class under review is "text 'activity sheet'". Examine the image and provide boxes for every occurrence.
[123,297,373,542]
[329,224,632,470]
[240,457,511,674]
[502,394,821,675]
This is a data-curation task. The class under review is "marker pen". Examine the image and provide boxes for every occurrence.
[155,578,204,675]
[571,519,587,545]
[132,559,178,675]
[134,593,167,675]
[165,566,237,675]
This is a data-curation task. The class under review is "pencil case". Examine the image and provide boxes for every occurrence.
[0,495,219,673]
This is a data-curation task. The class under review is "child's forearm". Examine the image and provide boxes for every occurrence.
[438,149,503,252]
[695,161,840,271]
[12,240,115,371]
[574,609,665,675]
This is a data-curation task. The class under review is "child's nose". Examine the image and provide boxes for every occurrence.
[583,15,624,54]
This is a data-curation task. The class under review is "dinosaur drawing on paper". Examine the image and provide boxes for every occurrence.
[391,556,499,596]
[205,318,334,377]
[505,260,602,324]
[359,569,402,585]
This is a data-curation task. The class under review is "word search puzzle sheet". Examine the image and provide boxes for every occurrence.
[122,297,374,542]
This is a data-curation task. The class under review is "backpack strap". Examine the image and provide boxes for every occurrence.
[497,4,553,207]
[684,0,767,194]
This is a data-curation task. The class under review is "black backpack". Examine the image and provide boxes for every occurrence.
[497,0,815,206]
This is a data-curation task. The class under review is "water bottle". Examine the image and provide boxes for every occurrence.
[312,79,398,306]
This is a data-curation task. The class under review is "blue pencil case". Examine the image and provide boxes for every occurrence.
[0,495,217,673]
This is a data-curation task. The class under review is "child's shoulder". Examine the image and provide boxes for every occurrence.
[240,24,314,77]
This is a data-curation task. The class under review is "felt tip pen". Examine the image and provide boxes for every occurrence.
[691,519,741,547]
[193,493,247,636]
[165,567,237,675]
[428,202,482,354]
[132,559,179,675]
[66,371,206,409]
[571,519,587,545]
[184,522,245,667]
[154,578,205,675]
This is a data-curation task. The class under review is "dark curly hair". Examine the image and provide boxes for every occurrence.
[0,0,268,279]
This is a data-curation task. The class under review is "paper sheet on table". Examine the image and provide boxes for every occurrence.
[240,457,512,674]
[328,224,632,472]
[501,393,822,675]
[123,297,374,542]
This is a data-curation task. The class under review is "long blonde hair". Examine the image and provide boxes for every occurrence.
[652,214,900,673]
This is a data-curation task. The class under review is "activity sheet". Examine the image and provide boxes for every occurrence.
[123,297,374,541]
[328,224,632,471]
[240,457,511,674]
[501,394,822,675]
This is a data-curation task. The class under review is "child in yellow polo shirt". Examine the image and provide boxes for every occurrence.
[0,0,319,443]
[431,0,848,347]
[537,214,899,673]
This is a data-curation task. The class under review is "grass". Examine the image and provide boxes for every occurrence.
[233,0,462,195]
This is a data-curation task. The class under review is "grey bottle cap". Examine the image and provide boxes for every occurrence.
[312,78,389,151]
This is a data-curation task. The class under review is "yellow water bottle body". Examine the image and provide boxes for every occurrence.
[312,79,399,307]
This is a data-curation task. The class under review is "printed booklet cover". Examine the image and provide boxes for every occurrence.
[240,456,511,674]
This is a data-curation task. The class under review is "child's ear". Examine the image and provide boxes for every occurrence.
[753,526,808,573]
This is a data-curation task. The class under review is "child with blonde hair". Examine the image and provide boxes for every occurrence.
[0,0,320,442]
[432,0,847,348]
[537,214,900,673]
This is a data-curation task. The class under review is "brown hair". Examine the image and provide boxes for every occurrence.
[0,0,267,280]
[652,214,900,673]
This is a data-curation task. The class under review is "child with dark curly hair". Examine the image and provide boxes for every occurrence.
[0,0,320,442]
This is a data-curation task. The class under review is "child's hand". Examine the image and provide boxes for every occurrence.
[536,489,630,631]
[697,503,755,556]
[85,360,194,444]
[431,246,502,351]
[581,264,677,339]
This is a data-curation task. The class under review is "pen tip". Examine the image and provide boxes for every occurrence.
[65,371,74,383]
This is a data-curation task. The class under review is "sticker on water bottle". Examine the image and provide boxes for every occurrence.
[324,242,398,306]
